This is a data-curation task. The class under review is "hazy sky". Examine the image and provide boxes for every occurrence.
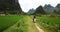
[18,0,60,12]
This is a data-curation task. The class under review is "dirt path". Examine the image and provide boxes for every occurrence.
[29,16,44,32]
[28,16,44,32]
[26,16,38,32]
[34,23,44,32]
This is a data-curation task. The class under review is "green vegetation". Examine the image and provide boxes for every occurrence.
[37,15,60,32]
[0,15,38,32]
[3,15,28,32]
[0,0,60,32]
[0,15,60,32]
[0,15,22,32]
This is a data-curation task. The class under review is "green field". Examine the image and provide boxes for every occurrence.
[0,15,60,32]
[0,15,38,32]
[0,15,23,32]
[37,16,60,32]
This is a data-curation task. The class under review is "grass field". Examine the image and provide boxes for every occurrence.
[0,15,38,32]
[0,15,23,32]
[0,15,60,32]
[37,16,60,32]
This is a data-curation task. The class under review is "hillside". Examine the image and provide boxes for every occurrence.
[27,4,60,14]
[27,8,36,14]
[0,0,24,14]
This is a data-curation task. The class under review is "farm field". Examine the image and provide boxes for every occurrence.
[0,15,60,32]
[0,15,38,32]
[37,15,60,32]
[0,15,23,32]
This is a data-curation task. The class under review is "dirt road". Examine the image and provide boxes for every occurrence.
[34,23,44,32]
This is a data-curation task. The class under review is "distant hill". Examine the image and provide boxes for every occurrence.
[27,4,60,15]
[27,8,36,14]
[34,6,45,15]
[56,4,60,8]
[43,4,54,14]
[43,4,60,14]
[44,4,54,9]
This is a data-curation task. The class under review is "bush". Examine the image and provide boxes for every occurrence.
[50,15,56,17]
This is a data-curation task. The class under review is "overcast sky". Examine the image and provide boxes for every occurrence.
[18,0,60,12]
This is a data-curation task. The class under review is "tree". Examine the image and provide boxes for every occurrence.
[58,10,60,14]
[53,10,57,14]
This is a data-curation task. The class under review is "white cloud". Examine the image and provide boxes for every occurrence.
[18,0,60,12]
